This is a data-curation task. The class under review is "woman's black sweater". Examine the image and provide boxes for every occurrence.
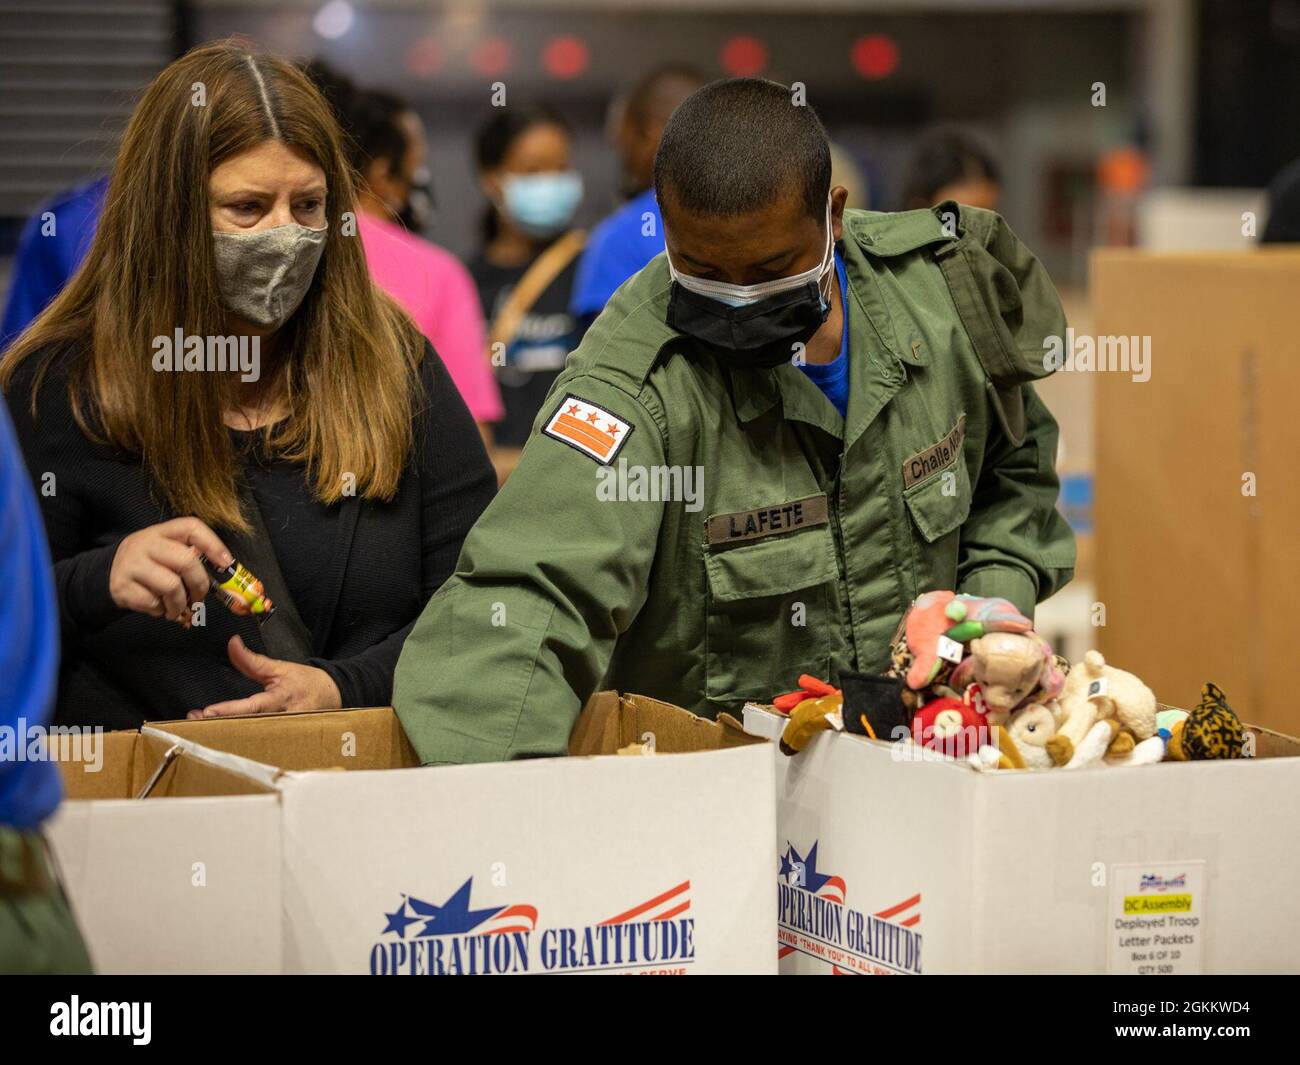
[3,340,497,729]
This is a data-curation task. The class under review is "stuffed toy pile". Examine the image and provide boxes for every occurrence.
[771,589,1249,770]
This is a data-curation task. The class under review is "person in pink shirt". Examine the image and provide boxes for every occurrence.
[307,64,503,429]
[358,209,502,428]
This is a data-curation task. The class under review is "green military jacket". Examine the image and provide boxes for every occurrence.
[395,204,1076,763]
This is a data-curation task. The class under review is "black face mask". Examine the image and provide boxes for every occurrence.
[397,173,435,234]
[665,279,830,370]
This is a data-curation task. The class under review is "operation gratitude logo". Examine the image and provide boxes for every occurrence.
[777,840,923,975]
[370,876,695,975]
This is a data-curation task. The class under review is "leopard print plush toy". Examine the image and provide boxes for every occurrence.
[1162,682,1246,760]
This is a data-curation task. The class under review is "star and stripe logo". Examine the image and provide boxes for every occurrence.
[382,877,538,939]
[542,394,633,464]
[599,879,691,925]
[777,839,923,973]
[380,878,692,939]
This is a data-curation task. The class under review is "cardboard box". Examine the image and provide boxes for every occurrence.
[128,694,777,974]
[744,706,1300,974]
[1091,249,1300,737]
[46,730,281,975]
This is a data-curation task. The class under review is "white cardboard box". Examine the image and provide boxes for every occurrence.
[744,706,1300,975]
[46,730,282,975]
[62,694,777,975]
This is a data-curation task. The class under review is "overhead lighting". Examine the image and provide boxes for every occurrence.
[313,1,355,41]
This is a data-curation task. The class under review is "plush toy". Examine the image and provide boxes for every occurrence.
[1105,735,1167,767]
[1046,650,1156,766]
[893,590,1033,692]
[1061,718,1123,768]
[779,693,843,755]
[949,631,1067,724]
[840,671,910,741]
[969,725,1026,771]
[773,674,839,714]
[1162,682,1246,761]
[972,703,1164,772]
[1002,701,1061,768]
[911,692,992,759]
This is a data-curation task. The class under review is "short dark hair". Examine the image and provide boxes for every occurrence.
[900,126,1001,209]
[625,62,705,126]
[474,101,570,171]
[301,60,408,178]
[654,78,831,222]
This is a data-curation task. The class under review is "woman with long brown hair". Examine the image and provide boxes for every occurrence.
[1,43,496,728]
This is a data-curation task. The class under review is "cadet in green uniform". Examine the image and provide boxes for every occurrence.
[394,79,1075,764]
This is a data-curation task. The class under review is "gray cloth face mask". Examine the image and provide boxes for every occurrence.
[211,222,327,329]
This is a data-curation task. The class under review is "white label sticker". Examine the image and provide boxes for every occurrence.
[1088,676,1109,701]
[1106,860,1206,975]
[936,635,964,664]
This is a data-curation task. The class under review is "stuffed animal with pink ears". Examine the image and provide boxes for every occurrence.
[949,631,1066,722]
[901,590,1033,690]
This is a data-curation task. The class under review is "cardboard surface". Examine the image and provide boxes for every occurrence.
[1091,249,1300,736]
[152,706,421,771]
[568,691,761,755]
[45,731,281,975]
[747,704,1300,974]
[135,696,777,974]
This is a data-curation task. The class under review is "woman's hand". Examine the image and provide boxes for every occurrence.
[109,517,233,625]
[187,635,342,719]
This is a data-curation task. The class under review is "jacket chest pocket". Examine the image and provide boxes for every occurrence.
[702,522,840,710]
[903,454,972,593]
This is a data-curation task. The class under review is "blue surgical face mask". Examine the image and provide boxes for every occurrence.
[501,171,583,238]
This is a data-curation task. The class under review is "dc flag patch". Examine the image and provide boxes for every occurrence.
[542,395,633,464]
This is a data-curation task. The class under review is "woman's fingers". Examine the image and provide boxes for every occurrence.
[189,689,283,719]
[226,635,279,684]
[117,584,166,617]
[146,538,211,608]
[110,518,231,619]
[159,516,233,567]
[132,560,191,621]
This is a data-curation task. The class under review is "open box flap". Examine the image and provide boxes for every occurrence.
[57,729,274,799]
[142,726,283,790]
[568,691,768,756]
[148,706,420,772]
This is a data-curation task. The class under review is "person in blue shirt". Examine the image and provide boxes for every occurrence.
[0,397,92,973]
[1,175,107,351]
[797,247,851,416]
[570,64,703,323]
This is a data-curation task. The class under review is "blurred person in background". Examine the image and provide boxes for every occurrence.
[0,176,106,352]
[0,398,92,974]
[303,62,503,432]
[0,43,496,730]
[570,63,705,325]
[469,103,586,469]
[900,126,1001,211]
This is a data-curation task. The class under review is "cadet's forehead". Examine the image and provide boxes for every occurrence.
[661,191,820,261]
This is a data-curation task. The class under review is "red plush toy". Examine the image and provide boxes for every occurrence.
[911,694,993,759]
[772,674,839,715]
